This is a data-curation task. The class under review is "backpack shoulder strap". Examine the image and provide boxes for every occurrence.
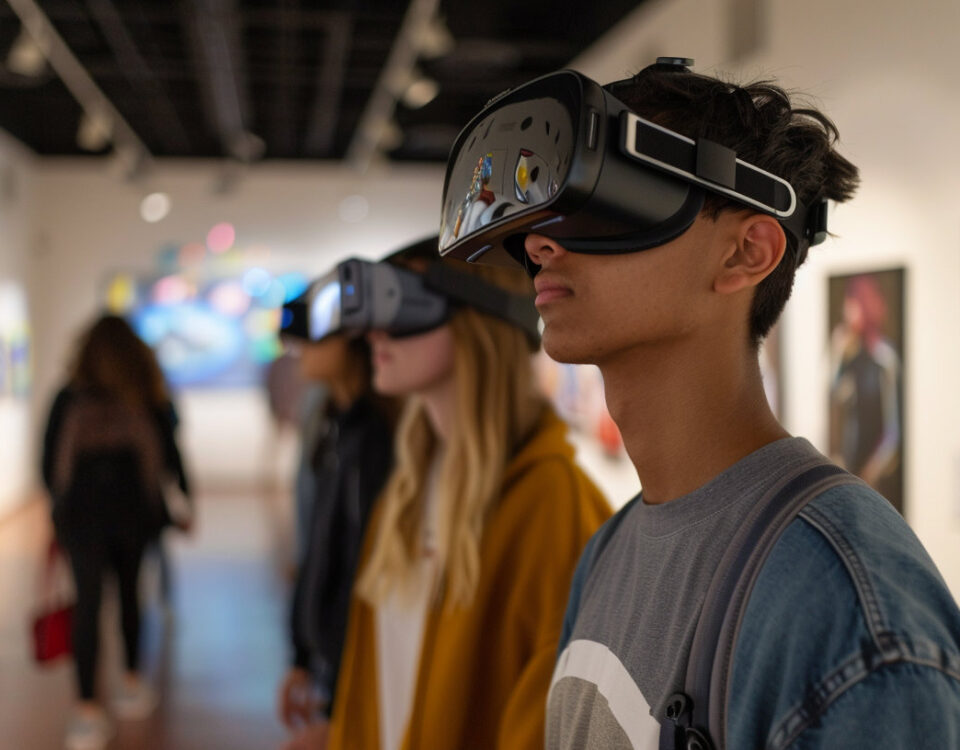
[662,459,863,750]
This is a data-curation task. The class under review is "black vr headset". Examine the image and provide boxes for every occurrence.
[280,239,540,347]
[438,57,829,276]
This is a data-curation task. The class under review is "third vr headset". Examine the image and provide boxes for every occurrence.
[438,57,829,275]
[280,243,540,347]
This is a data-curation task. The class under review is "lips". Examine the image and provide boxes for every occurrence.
[534,276,573,306]
[371,346,394,365]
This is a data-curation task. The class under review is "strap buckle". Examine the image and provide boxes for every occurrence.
[664,692,716,750]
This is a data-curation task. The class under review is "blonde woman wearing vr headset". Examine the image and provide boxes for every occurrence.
[284,238,610,750]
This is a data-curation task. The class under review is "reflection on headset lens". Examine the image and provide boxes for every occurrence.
[309,280,341,341]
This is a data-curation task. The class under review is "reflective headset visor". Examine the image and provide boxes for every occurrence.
[439,69,820,272]
[280,258,540,347]
[280,259,448,343]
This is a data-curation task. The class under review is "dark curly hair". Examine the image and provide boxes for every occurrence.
[612,67,860,345]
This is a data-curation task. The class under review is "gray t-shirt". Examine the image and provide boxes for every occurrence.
[546,437,828,749]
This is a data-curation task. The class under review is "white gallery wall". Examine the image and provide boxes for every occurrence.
[572,0,960,597]
[27,160,445,491]
[0,131,35,518]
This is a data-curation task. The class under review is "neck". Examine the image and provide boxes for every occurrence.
[420,375,457,443]
[600,331,788,505]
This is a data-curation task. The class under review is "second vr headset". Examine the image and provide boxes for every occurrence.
[438,58,829,274]
[280,253,540,347]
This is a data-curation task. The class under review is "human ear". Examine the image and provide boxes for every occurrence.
[713,215,787,295]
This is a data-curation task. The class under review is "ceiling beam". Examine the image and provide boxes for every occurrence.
[85,0,191,154]
[0,3,395,30]
[241,7,394,30]
[303,11,352,157]
[5,0,152,164]
[346,0,443,171]
[181,0,256,159]
[269,0,299,157]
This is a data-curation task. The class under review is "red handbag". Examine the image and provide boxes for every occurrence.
[30,540,75,664]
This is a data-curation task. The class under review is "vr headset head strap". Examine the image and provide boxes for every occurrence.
[422,263,541,348]
[610,59,829,267]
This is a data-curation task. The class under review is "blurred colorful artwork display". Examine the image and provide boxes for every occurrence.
[534,353,624,459]
[0,281,32,399]
[828,268,905,514]
[103,224,308,389]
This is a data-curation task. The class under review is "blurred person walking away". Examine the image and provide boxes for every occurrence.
[262,349,312,575]
[263,349,308,500]
[277,333,396,749]
[41,314,191,750]
[311,241,611,750]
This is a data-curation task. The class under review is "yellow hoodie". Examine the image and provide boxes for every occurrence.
[328,408,611,750]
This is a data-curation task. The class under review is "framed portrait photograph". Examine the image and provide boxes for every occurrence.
[827,268,905,514]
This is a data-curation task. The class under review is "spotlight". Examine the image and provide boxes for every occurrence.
[140,192,171,223]
[6,27,46,77]
[417,16,455,60]
[76,110,113,151]
[387,68,440,110]
[402,76,440,109]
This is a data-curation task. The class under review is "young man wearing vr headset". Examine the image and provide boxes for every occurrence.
[439,60,960,748]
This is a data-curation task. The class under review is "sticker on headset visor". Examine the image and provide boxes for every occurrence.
[440,96,575,253]
[514,149,557,204]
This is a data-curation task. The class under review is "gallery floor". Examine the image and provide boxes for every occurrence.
[0,487,296,750]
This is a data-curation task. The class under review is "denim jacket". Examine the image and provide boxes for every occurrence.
[728,485,960,748]
[551,482,960,749]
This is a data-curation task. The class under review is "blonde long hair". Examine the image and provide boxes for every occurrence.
[356,262,545,608]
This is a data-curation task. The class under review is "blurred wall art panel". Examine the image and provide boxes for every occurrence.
[0,280,32,399]
[534,353,622,458]
[828,268,905,514]
[0,280,33,518]
[102,236,308,389]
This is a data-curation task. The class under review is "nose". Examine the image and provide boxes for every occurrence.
[524,233,568,270]
[366,329,387,344]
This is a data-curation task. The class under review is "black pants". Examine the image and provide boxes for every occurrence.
[65,531,147,701]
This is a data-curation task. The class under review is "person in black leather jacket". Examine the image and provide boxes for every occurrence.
[277,333,396,747]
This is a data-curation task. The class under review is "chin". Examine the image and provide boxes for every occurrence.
[541,327,604,366]
[372,372,401,397]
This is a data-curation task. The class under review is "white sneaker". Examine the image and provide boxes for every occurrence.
[64,712,113,750]
[111,678,158,721]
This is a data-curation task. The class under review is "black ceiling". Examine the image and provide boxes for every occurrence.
[0,0,645,162]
